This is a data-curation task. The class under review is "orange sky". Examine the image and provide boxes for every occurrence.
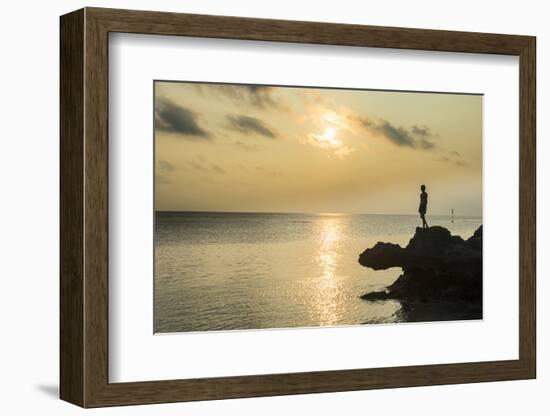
[155,81,482,216]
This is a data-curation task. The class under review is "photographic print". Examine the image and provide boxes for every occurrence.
[154,81,483,333]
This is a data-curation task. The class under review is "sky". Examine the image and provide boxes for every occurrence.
[154,81,482,216]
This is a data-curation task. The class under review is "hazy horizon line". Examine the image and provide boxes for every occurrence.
[155,209,482,218]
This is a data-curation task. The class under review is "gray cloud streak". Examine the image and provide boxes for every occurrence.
[361,118,436,150]
[227,115,276,138]
[155,97,210,138]
[194,83,285,110]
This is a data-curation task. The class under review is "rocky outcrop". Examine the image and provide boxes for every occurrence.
[359,226,482,306]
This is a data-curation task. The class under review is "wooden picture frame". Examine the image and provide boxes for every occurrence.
[60,7,536,408]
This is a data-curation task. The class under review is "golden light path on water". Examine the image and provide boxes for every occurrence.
[306,213,403,327]
[310,214,349,326]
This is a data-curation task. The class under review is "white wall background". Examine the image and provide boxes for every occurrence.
[0,0,545,414]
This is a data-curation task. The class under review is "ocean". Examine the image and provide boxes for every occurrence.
[154,212,482,333]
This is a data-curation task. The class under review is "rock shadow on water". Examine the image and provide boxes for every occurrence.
[358,225,483,323]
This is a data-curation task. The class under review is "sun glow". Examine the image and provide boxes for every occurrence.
[320,127,340,146]
[306,125,354,159]
[324,127,336,141]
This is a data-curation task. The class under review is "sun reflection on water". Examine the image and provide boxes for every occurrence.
[310,215,350,326]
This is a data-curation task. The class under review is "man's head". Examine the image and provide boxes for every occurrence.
[421,184,426,192]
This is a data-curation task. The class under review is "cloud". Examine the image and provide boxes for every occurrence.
[186,158,226,174]
[418,138,436,150]
[155,98,209,138]
[360,118,436,150]
[411,125,433,138]
[306,132,343,149]
[195,84,285,110]
[157,160,177,172]
[211,164,225,174]
[240,85,278,109]
[454,159,468,167]
[334,146,354,159]
[188,159,208,172]
[227,115,276,138]
[233,141,260,152]
[376,120,416,147]
[156,160,180,185]
[302,130,354,159]
[437,154,468,167]
[412,125,437,150]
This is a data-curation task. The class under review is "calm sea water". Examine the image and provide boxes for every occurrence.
[154,212,482,333]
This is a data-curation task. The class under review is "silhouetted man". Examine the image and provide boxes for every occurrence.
[419,184,428,228]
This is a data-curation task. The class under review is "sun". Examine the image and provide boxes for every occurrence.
[322,127,338,145]
[308,126,345,152]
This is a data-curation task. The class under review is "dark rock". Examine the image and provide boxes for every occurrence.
[396,300,482,322]
[358,242,405,270]
[466,225,483,251]
[359,225,482,305]
[360,290,390,301]
[473,225,482,238]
